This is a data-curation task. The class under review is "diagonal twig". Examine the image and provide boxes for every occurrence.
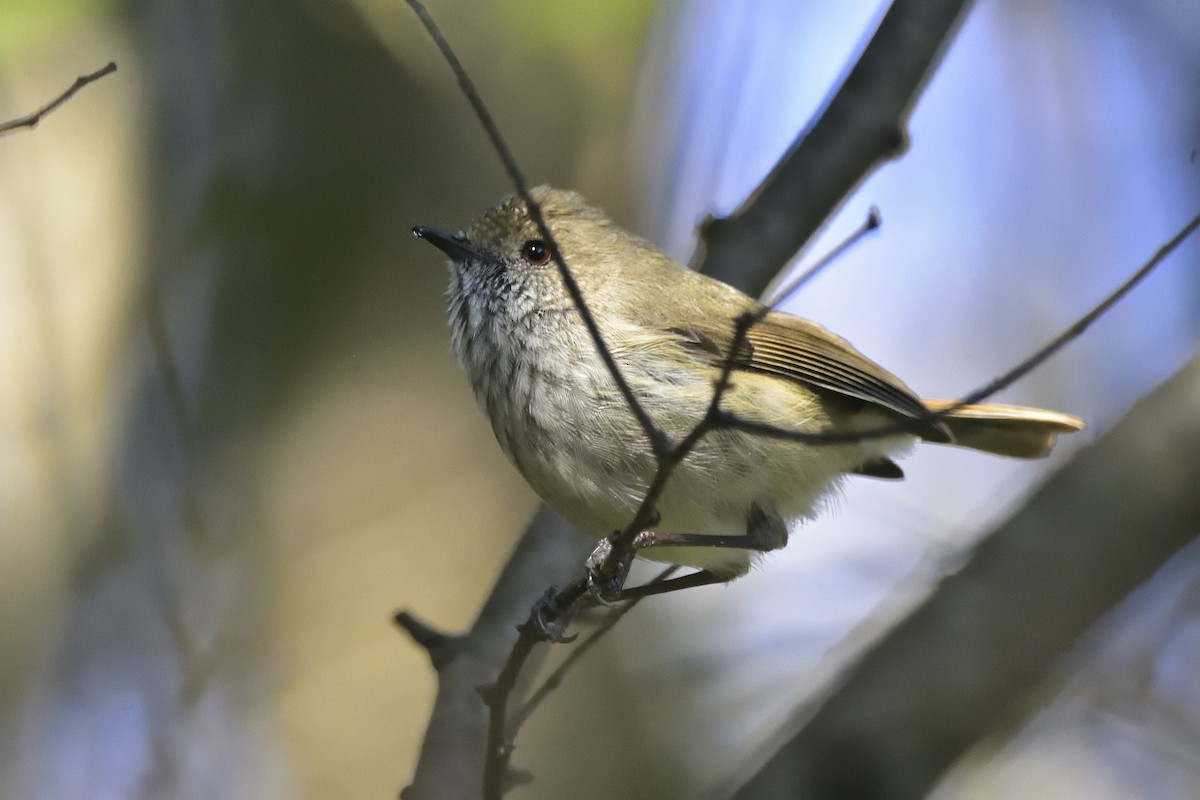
[716,212,1200,445]
[0,62,117,136]
[766,207,881,307]
[404,0,667,458]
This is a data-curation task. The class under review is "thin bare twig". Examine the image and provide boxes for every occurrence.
[0,62,117,135]
[510,566,679,734]
[598,311,761,566]
[476,576,588,798]
[766,207,881,307]
[715,211,1200,445]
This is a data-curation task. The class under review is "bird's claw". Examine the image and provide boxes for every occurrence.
[585,537,635,604]
[529,589,577,643]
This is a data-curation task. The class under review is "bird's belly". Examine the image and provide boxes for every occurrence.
[502,412,869,572]
[476,351,912,577]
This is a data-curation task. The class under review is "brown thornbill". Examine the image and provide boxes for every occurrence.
[414,187,1082,596]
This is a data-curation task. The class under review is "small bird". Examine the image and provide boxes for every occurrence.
[414,187,1083,595]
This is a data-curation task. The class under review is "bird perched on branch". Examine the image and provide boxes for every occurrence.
[414,187,1083,597]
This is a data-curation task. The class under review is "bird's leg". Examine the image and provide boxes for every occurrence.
[629,505,789,554]
[614,569,727,600]
[587,506,788,602]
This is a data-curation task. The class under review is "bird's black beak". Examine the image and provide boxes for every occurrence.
[412,225,482,262]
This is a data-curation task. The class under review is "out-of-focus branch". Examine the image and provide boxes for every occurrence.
[696,0,971,290]
[0,62,117,135]
[728,353,1200,800]
[401,507,588,800]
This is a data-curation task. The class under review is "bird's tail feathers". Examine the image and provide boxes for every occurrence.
[919,399,1084,459]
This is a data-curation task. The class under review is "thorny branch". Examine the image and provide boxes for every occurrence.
[401,1,1200,798]
[0,62,117,135]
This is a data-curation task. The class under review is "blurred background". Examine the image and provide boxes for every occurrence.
[0,0,1197,798]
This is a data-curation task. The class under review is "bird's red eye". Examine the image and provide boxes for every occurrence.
[521,240,551,265]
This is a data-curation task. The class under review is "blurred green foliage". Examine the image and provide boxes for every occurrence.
[0,0,117,57]
[498,0,656,61]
